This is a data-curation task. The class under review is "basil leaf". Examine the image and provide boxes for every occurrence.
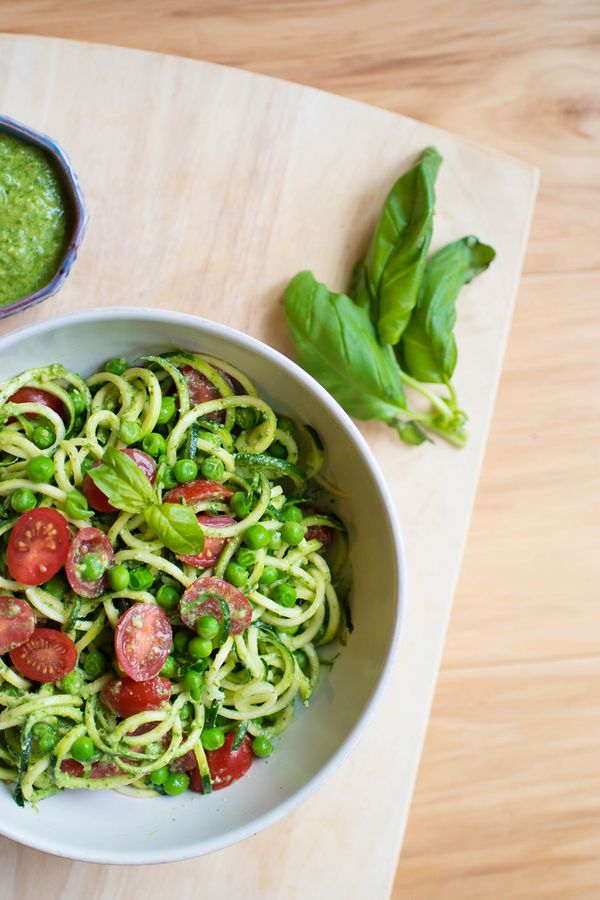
[400,236,496,383]
[357,146,442,344]
[89,446,155,513]
[144,503,205,555]
[284,271,407,421]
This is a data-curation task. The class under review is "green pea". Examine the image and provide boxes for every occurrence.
[200,457,225,482]
[157,396,176,425]
[269,531,282,551]
[281,521,305,546]
[174,458,197,483]
[142,432,167,458]
[83,650,106,678]
[78,553,106,582]
[257,565,278,586]
[188,637,212,660]
[10,488,36,513]
[163,771,189,796]
[71,735,95,762]
[32,426,54,450]
[162,466,178,489]
[32,722,57,756]
[230,491,252,518]
[119,421,142,445]
[156,582,181,609]
[60,669,84,693]
[236,407,258,430]
[150,765,169,786]
[268,440,287,459]
[201,727,225,751]
[244,523,270,550]
[225,561,247,588]
[277,416,295,433]
[182,670,204,693]
[108,564,130,592]
[129,567,154,591]
[252,736,273,758]
[236,548,256,568]
[173,629,190,653]
[273,582,297,607]
[64,489,89,519]
[179,701,194,721]
[282,505,303,523]
[25,455,54,484]
[44,574,67,598]
[105,357,128,376]
[278,623,299,635]
[69,389,86,415]
[196,615,220,641]
[160,656,177,678]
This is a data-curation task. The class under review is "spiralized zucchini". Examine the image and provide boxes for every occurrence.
[0,351,350,805]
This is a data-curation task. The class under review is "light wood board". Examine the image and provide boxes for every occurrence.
[0,33,537,898]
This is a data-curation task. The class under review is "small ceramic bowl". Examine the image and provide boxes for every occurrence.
[0,308,405,864]
[0,115,88,319]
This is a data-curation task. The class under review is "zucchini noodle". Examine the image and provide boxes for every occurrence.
[0,349,351,806]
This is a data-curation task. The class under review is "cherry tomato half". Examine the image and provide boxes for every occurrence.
[0,596,36,654]
[82,448,157,513]
[190,731,253,793]
[101,676,171,717]
[10,627,77,682]
[305,525,333,547]
[163,480,233,506]
[177,515,235,568]
[179,576,252,635]
[114,604,172,682]
[170,748,197,772]
[8,387,67,423]
[60,758,123,778]
[7,508,70,586]
[66,527,114,598]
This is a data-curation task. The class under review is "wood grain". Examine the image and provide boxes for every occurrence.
[0,2,596,897]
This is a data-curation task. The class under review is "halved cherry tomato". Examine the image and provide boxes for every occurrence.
[177,515,235,567]
[114,604,172,682]
[60,758,123,778]
[190,731,253,792]
[182,366,221,405]
[101,676,172,718]
[171,748,197,772]
[163,480,233,506]
[66,527,114,598]
[82,448,157,513]
[305,525,333,547]
[7,508,70,586]
[8,387,67,423]
[179,576,252,635]
[10,627,77,682]
[0,596,36,654]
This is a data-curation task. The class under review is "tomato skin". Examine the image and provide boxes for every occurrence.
[101,676,171,717]
[82,448,157,512]
[179,577,252,635]
[305,525,333,547]
[10,627,77,682]
[114,604,172,682]
[171,748,197,772]
[0,596,36,654]
[163,480,233,506]
[60,758,123,778]
[66,527,114,598]
[200,732,253,792]
[6,508,70,586]
[8,387,67,423]
[177,515,235,567]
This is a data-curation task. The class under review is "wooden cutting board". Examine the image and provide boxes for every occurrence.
[0,34,537,899]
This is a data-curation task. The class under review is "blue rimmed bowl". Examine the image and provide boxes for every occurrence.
[0,115,88,319]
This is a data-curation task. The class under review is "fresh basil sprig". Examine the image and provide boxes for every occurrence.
[283,147,496,449]
[89,448,204,555]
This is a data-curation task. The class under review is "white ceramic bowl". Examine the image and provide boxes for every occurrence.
[0,308,404,864]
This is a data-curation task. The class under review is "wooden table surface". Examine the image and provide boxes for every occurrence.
[0,2,598,897]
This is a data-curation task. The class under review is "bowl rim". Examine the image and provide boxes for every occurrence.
[0,306,406,864]
[0,115,89,319]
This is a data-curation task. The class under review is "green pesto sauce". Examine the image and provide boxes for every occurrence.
[0,133,73,306]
